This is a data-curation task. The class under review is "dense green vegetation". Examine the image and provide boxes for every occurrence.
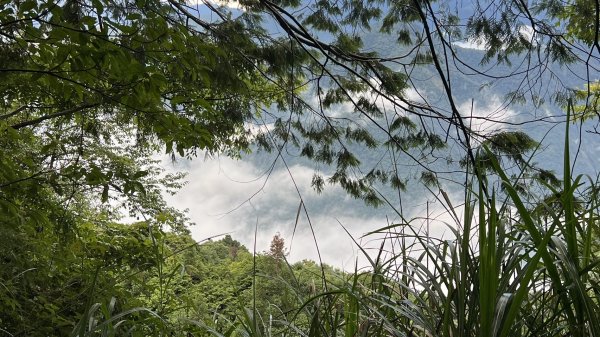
[1,220,345,335]
[2,0,600,335]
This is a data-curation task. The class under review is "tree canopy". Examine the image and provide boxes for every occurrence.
[2,0,599,211]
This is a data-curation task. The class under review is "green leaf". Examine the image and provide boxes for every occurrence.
[133,170,149,179]
[19,0,37,13]
[101,184,109,202]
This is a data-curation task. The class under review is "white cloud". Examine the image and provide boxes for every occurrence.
[186,0,245,10]
[458,95,516,135]
[161,155,366,267]
[303,84,422,124]
[453,37,487,51]
[211,0,244,10]
[156,97,511,271]
[518,25,536,43]
[161,153,473,270]
[453,25,537,51]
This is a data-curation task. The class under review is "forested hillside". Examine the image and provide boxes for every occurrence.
[2,222,346,335]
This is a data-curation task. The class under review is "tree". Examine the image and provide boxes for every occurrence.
[0,0,304,227]
[269,233,286,261]
[3,0,597,213]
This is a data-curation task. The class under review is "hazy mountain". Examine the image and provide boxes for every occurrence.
[167,17,600,268]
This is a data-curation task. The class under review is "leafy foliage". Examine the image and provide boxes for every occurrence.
[0,217,344,336]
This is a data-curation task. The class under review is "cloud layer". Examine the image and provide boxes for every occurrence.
[162,153,466,270]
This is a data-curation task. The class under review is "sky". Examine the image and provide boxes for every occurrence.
[158,80,600,270]
[158,84,502,270]
[161,148,468,270]
[163,155,381,269]
[153,15,600,269]
[159,87,593,269]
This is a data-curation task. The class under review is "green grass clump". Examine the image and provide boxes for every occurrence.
[291,106,600,337]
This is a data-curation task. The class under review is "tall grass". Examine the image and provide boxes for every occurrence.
[307,108,600,337]
[232,108,600,337]
[72,111,600,337]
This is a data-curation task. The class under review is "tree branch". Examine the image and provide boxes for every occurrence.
[10,103,99,130]
[0,105,28,121]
